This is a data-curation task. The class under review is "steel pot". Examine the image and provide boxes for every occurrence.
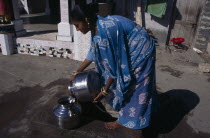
[53,96,82,129]
[68,70,102,102]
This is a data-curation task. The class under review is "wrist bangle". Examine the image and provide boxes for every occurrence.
[101,87,108,96]
[72,71,78,76]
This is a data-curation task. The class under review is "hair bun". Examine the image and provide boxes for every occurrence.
[75,2,98,18]
[70,2,98,23]
[87,3,99,14]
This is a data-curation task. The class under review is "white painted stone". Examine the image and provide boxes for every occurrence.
[57,0,74,42]
[46,41,54,47]
[73,26,91,61]
[0,33,14,55]
[33,40,42,47]
[58,22,71,36]
[16,38,75,50]
[57,35,72,42]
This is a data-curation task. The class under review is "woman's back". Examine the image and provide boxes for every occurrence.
[106,15,136,36]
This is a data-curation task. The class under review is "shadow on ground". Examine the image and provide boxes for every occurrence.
[79,102,117,124]
[142,89,200,138]
[19,30,58,37]
[44,89,201,138]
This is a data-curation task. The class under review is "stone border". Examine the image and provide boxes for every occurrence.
[16,43,73,59]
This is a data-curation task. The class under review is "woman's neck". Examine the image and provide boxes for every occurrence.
[90,16,98,36]
[90,25,97,38]
[90,23,98,36]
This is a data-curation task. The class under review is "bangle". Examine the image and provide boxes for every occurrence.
[72,71,78,76]
[101,87,108,96]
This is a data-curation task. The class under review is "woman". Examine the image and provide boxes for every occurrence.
[69,3,158,130]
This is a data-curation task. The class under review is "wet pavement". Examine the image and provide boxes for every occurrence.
[0,47,210,138]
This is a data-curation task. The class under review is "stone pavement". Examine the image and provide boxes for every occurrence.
[0,46,210,138]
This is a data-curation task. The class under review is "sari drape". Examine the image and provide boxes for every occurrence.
[90,16,158,129]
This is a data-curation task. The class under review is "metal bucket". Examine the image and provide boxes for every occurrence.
[68,70,102,102]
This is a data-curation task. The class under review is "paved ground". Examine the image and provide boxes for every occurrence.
[0,45,210,138]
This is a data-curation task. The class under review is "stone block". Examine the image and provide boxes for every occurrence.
[199,63,210,72]
[57,35,72,42]
[0,33,14,55]
[73,26,91,61]
[57,22,72,40]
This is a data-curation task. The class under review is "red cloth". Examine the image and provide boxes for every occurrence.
[0,0,10,16]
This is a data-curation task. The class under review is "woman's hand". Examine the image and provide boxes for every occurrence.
[70,71,78,82]
[93,92,105,103]
[93,77,114,103]
[69,74,76,82]
[69,59,93,82]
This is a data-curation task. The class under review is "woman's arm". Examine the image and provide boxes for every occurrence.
[93,77,114,102]
[70,59,92,81]
[104,77,115,92]
[75,59,93,72]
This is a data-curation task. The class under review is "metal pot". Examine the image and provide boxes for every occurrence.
[68,70,102,102]
[53,96,82,129]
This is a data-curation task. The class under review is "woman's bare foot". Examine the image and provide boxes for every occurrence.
[105,122,123,130]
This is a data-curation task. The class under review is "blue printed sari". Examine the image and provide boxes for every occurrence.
[89,16,158,129]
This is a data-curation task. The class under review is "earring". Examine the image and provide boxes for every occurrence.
[85,18,90,29]
[87,22,90,29]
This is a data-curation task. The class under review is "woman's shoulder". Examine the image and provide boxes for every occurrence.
[96,15,136,34]
[104,15,127,20]
[97,15,134,25]
[98,15,130,21]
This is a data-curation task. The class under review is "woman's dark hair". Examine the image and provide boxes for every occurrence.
[70,3,99,24]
